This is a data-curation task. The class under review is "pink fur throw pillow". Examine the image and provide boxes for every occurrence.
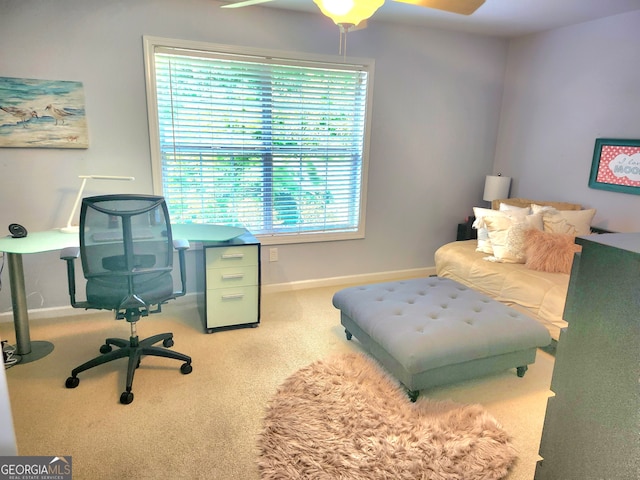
[524,229,581,274]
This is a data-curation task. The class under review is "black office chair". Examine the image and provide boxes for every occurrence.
[61,194,192,404]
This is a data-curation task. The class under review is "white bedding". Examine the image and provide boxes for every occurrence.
[435,240,569,341]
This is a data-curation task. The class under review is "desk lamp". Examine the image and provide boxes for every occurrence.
[61,175,135,233]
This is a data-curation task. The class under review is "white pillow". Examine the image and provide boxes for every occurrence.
[499,203,531,214]
[555,209,596,236]
[483,214,543,263]
[531,205,596,236]
[472,207,506,254]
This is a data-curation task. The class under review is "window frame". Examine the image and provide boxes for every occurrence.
[142,35,373,245]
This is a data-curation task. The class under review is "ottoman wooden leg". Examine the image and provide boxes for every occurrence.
[407,389,420,403]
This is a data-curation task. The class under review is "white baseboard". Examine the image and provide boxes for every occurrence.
[0,306,84,322]
[0,293,199,322]
[262,267,436,294]
[0,267,436,321]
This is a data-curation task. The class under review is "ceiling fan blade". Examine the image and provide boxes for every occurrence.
[393,0,485,16]
[343,19,368,32]
[221,0,275,8]
[353,18,368,31]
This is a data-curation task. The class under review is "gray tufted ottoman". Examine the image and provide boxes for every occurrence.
[333,277,551,400]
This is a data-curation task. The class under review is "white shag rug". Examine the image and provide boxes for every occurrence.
[258,352,517,480]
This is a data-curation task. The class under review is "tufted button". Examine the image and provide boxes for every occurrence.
[440,303,448,309]
[473,306,482,313]
[449,293,458,299]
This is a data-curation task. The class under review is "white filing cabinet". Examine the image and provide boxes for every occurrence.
[200,232,260,333]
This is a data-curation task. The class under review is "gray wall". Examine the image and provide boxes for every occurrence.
[0,0,506,313]
[493,11,640,232]
[1,1,638,315]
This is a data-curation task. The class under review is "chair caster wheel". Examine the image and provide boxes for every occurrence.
[163,338,174,348]
[100,344,112,354]
[180,363,192,375]
[65,376,80,389]
[120,391,134,404]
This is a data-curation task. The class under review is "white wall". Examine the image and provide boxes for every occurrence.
[0,0,507,313]
[493,11,640,233]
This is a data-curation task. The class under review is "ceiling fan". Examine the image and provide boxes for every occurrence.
[221,1,487,24]
[222,0,485,55]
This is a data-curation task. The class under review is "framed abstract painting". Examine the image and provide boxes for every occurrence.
[0,76,89,148]
[588,138,640,195]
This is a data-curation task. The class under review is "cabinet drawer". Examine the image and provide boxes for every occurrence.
[206,286,259,328]
[206,266,258,289]
[206,245,258,268]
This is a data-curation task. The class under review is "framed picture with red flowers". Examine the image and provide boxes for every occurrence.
[588,138,640,194]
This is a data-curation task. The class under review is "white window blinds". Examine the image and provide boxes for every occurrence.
[144,38,373,243]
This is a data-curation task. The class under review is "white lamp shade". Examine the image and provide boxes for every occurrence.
[483,175,511,202]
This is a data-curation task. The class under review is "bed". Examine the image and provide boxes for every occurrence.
[435,198,599,342]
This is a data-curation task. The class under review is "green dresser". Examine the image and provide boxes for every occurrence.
[199,232,261,333]
[535,233,640,479]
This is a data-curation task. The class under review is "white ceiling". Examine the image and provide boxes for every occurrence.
[230,0,640,37]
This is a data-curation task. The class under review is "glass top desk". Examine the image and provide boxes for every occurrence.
[0,224,246,364]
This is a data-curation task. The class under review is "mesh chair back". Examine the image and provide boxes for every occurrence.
[79,195,175,310]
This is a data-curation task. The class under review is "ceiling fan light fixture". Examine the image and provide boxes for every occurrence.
[313,0,384,27]
[320,0,354,16]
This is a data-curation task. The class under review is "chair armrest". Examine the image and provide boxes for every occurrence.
[173,239,190,250]
[60,246,81,307]
[173,239,189,297]
[60,246,80,260]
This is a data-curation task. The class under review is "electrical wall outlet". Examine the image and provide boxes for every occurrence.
[269,247,278,262]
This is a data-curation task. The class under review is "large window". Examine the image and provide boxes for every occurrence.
[143,36,373,244]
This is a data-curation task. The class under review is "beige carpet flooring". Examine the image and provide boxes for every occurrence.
[1,285,554,480]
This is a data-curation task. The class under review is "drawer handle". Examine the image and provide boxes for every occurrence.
[221,253,244,260]
[222,273,244,280]
[222,293,245,300]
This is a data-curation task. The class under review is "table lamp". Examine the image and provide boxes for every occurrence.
[61,175,135,233]
[483,174,511,206]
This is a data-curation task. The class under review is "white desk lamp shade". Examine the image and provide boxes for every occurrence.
[61,175,135,233]
[483,175,511,202]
